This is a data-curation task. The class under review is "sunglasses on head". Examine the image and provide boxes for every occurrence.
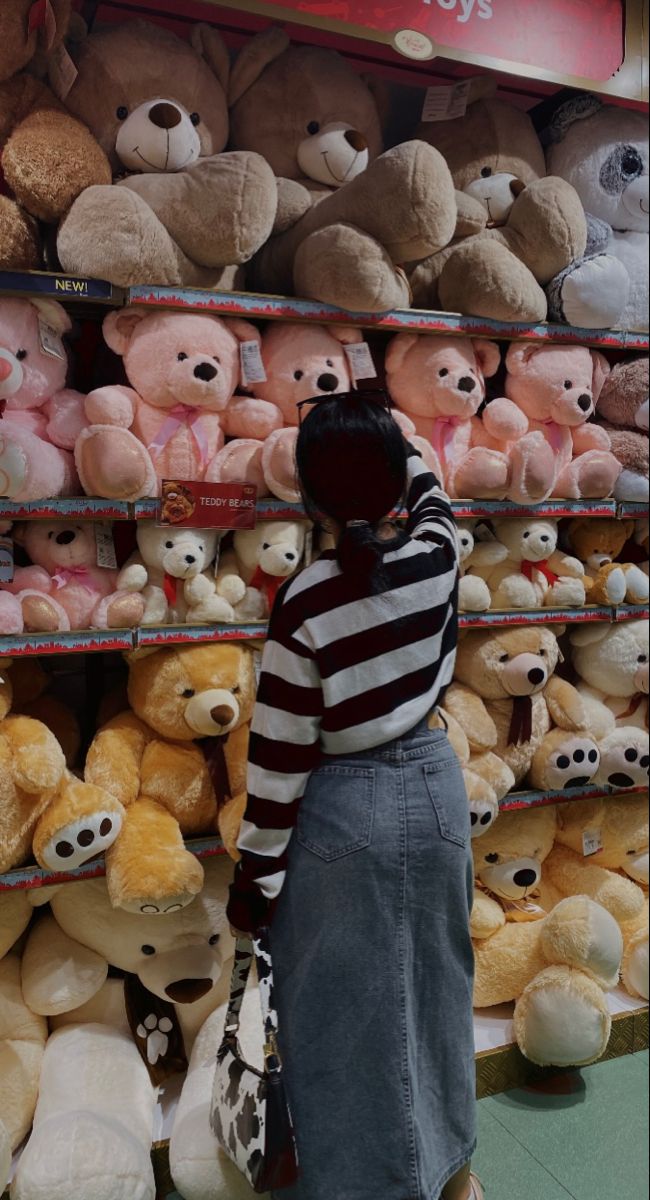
[296,388,393,424]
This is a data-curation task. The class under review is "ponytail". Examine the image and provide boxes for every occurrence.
[336,520,393,590]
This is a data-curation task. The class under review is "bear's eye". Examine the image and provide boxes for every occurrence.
[485,852,499,863]
[294,369,304,381]
[481,166,492,178]
[326,359,334,368]
[182,687,195,699]
[116,106,129,121]
[621,147,643,179]
[439,368,449,378]
[190,112,201,126]
[141,944,156,956]
[231,685,240,695]
[564,380,573,390]
[523,531,530,538]
[499,653,509,663]
[213,356,221,365]
[262,543,270,551]
[209,933,220,945]
[178,352,188,362]
[307,121,320,135]
[16,349,27,360]
[165,540,174,549]
[627,848,638,855]
[638,654,648,663]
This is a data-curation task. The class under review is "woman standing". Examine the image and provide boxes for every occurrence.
[227,393,480,1200]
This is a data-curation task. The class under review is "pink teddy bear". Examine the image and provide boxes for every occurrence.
[385,334,507,498]
[74,309,283,501]
[1,522,145,632]
[0,298,85,502]
[487,343,622,503]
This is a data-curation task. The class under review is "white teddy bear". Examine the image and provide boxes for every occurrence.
[467,518,586,609]
[456,520,493,613]
[118,525,241,625]
[535,93,648,332]
[216,521,309,621]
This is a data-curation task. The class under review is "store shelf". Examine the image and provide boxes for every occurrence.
[615,605,649,623]
[459,605,613,628]
[0,269,121,306]
[0,498,131,522]
[617,501,650,520]
[499,782,646,813]
[0,628,134,657]
[135,622,265,647]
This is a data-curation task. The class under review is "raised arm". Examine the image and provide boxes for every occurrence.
[405,448,459,562]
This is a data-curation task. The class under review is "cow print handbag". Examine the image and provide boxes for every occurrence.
[210,930,300,1193]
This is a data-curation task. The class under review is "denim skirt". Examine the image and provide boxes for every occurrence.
[269,720,476,1200]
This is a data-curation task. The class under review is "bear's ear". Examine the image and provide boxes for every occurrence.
[505,342,540,375]
[326,325,364,347]
[102,308,148,356]
[385,333,418,377]
[590,350,610,401]
[226,318,261,346]
[472,338,500,379]
[569,624,610,648]
[31,299,71,337]
[229,26,290,108]
[190,24,230,93]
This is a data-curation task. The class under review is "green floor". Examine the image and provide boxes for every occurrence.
[473,1051,649,1200]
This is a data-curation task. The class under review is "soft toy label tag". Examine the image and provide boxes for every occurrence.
[582,829,603,857]
[421,80,471,122]
[159,479,257,530]
[0,536,14,583]
[95,523,117,569]
[344,342,377,383]
[49,41,78,101]
[239,341,267,387]
[38,318,66,361]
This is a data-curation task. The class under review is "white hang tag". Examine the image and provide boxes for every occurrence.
[239,341,267,387]
[49,41,78,101]
[0,536,15,583]
[582,829,603,858]
[303,527,314,567]
[213,538,222,580]
[344,342,377,383]
[38,318,66,361]
[95,523,117,569]
[421,79,472,123]
[253,648,263,688]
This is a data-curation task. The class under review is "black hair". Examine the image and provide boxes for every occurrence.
[295,392,408,592]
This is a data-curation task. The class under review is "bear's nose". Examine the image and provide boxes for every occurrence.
[194,362,217,382]
[55,531,76,545]
[165,977,212,1004]
[578,394,592,412]
[344,129,368,152]
[185,555,196,564]
[527,667,545,685]
[513,868,538,888]
[458,376,476,393]
[285,552,296,561]
[540,535,550,543]
[211,704,234,726]
[317,372,339,392]
[149,102,182,130]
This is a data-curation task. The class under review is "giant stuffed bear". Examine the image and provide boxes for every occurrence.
[228,28,457,312]
[55,20,277,288]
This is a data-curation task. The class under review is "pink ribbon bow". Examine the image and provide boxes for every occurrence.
[432,417,459,463]
[148,405,211,471]
[52,566,94,591]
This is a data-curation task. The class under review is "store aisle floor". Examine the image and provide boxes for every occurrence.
[473,1051,649,1200]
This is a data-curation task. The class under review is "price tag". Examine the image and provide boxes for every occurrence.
[49,41,78,101]
[38,318,66,361]
[582,829,603,858]
[0,536,14,583]
[344,342,377,383]
[239,341,267,387]
[421,80,472,123]
[95,523,117,569]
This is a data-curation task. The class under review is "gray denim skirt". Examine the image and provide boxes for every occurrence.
[269,720,476,1200]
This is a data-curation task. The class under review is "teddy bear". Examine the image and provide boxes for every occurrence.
[466,517,587,609]
[54,19,277,290]
[569,621,649,791]
[428,703,513,838]
[456,521,493,613]
[470,805,623,1066]
[486,342,620,503]
[565,517,650,606]
[445,625,602,799]
[16,858,266,1200]
[408,86,587,322]
[385,333,516,498]
[532,93,648,332]
[215,521,309,621]
[228,28,457,313]
[596,357,649,503]
[74,307,282,502]
[0,658,125,877]
[545,795,648,1002]
[4,655,80,768]
[0,891,46,1197]
[0,298,91,503]
[116,524,243,626]
[83,642,257,914]
[1,521,145,632]
[0,0,111,272]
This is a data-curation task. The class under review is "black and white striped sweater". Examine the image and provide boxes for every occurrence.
[227,455,459,932]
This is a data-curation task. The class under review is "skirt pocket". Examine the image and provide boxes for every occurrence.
[423,758,470,847]
[297,765,375,862]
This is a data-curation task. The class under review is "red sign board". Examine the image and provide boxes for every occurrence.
[158,480,258,530]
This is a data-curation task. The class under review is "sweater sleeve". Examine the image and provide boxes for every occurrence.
[227,590,323,933]
[404,451,459,560]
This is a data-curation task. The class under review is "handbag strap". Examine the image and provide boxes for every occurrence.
[224,928,280,1052]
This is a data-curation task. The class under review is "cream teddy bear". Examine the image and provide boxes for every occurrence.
[467,517,586,609]
[546,795,648,1000]
[471,806,622,1066]
[456,521,493,612]
[117,524,238,626]
[216,521,309,621]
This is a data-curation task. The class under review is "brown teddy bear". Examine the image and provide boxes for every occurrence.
[55,20,277,288]
[408,86,587,322]
[84,642,257,914]
[0,0,111,271]
[566,517,650,606]
[596,357,649,504]
[445,625,601,798]
[228,28,456,313]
